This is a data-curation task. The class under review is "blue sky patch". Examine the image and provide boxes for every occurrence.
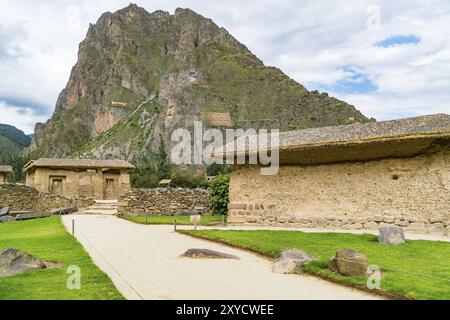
[311,66,377,95]
[375,35,420,48]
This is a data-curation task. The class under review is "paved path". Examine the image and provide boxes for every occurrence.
[62,215,380,300]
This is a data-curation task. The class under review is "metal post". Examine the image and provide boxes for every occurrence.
[222,215,225,227]
[174,219,177,232]
[72,219,75,235]
[194,219,197,231]
[145,213,148,225]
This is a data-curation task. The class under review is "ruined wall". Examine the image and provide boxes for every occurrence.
[0,183,94,212]
[118,188,211,215]
[228,150,450,235]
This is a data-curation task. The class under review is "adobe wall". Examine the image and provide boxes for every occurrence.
[118,188,211,215]
[0,183,94,213]
[27,168,131,200]
[228,150,450,235]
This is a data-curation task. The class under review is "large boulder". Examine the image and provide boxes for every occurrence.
[0,207,9,217]
[49,206,78,215]
[0,215,16,223]
[378,226,405,245]
[0,248,48,277]
[181,249,239,259]
[15,213,52,221]
[273,249,315,274]
[330,249,368,276]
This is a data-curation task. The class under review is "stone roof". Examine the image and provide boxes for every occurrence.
[278,114,450,149]
[0,165,13,173]
[23,158,135,172]
[221,114,450,165]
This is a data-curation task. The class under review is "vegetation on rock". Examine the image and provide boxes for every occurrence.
[28,4,369,164]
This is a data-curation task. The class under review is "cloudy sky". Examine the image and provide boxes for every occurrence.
[0,0,449,134]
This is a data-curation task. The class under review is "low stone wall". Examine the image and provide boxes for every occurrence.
[0,183,94,213]
[118,188,211,215]
[228,202,449,236]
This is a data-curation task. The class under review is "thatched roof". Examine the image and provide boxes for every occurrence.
[23,158,135,172]
[0,165,13,173]
[221,114,450,165]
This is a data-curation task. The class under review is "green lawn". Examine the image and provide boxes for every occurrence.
[0,216,123,300]
[120,215,225,226]
[180,230,450,300]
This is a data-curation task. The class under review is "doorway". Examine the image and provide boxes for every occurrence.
[103,178,116,200]
[49,176,66,195]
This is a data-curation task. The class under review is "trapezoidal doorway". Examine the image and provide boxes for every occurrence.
[49,176,66,195]
[102,169,120,200]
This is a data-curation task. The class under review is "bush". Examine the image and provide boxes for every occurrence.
[130,173,159,188]
[209,174,230,215]
[171,171,208,189]
[206,163,232,176]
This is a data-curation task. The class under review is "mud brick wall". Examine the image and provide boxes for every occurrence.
[228,150,450,236]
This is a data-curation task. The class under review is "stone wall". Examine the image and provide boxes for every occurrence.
[228,150,450,236]
[0,183,94,213]
[118,188,211,215]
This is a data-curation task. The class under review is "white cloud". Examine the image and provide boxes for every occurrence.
[0,0,449,134]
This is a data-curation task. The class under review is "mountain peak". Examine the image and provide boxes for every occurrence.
[29,4,369,160]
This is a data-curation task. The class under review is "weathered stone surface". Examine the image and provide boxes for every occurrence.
[409,222,426,232]
[0,215,16,223]
[428,224,444,235]
[378,226,405,244]
[330,249,368,276]
[0,184,93,213]
[383,217,395,223]
[0,248,48,277]
[181,249,238,260]
[49,206,79,215]
[118,188,211,216]
[364,221,379,229]
[228,203,247,210]
[272,249,315,274]
[0,207,9,217]
[395,219,409,227]
[16,213,52,221]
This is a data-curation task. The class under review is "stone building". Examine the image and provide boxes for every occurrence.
[23,159,135,200]
[0,165,13,183]
[225,114,450,234]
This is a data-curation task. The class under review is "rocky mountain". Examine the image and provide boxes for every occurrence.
[0,124,31,156]
[29,4,369,161]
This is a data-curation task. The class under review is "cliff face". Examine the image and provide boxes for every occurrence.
[29,4,369,160]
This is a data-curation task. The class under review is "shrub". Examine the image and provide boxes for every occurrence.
[206,163,232,176]
[209,174,230,215]
[130,173,160,188]
[171,171,208,189]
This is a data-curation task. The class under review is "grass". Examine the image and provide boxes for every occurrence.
[120,214,225,226]
[0,216,123,300]
[180,229,450,300]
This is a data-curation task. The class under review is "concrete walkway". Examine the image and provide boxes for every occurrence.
[62,214,380,300]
